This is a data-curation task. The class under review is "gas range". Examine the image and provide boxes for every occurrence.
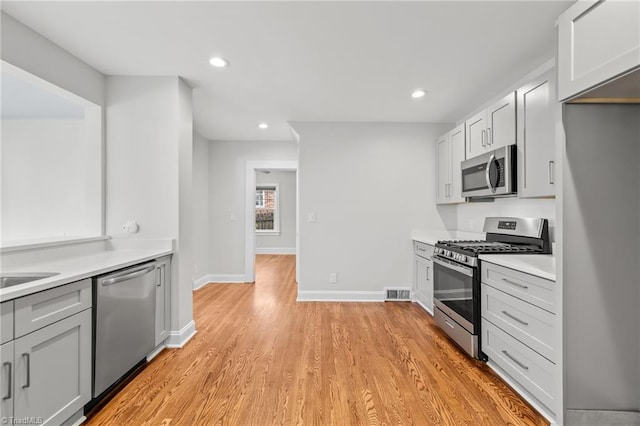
[434,240,547,267]
[431,217,551,361]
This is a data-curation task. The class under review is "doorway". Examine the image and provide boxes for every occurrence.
[244,160,298,283]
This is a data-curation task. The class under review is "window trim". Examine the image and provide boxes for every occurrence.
[255,183,280,235]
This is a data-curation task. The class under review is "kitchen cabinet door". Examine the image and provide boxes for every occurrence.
[0,341,14,420]
[558,0,640,101]
[13,309,91,426]
[518,68,556,198]
[466,110,487,159]
[155,256,172,346]
[436,133,451,204]
[486,91,516,150]
[449,124,466,203]
[414,254,433,314]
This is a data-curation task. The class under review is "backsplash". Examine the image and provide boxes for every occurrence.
[456,197,556,241]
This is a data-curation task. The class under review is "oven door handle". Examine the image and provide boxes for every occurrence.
[432,256,474,277]
[485,154,497,193]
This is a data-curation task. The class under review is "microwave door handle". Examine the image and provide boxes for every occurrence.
[485,154,496,193]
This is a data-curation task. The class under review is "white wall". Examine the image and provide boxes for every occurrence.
[292,122,453,299]
[455,198,556,241]
[106,76,194,339]
[1,12,105,107]
[193,132,210,284]
[256,170,296,253]
[1,120,88,242]
[208,140,298,277]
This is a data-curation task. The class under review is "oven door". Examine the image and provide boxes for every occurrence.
[432,256,477,334]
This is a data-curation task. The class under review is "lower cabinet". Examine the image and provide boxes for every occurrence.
[413,241,434,314]
[481,261,557,418]
[1,305,91,425]
[155,256,172,346]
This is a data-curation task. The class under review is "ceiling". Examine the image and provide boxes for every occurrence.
[0,1,572,141]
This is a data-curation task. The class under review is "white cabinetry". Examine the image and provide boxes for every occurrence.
[517,68,556,198]
[466,92,516,159]
[413,241,434,314]
[1,302,13,344]
[436,124,465,204]
[558,0,640,101]
[481,262,557,418]
[0,280,92,426]
[155,256,172,346]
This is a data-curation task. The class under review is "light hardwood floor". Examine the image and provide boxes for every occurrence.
[86,254,548,425]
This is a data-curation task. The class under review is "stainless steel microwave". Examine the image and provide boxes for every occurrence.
[461,144,516,198]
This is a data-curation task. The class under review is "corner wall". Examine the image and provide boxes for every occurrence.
[193,132,210,286]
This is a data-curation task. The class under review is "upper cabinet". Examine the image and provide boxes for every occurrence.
[558,0,640,101]
[436,124,466,205]
[466,92,516,159]
[517,68,556,198]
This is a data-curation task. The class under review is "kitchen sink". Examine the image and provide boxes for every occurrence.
[0,272,59,289]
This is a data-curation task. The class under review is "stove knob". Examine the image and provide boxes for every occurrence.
[454,254,460,261]
[460,255,467,263]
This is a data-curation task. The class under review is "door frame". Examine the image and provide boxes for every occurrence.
[244,160,298,282]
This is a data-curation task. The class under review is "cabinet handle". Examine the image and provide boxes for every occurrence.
[502,350,529,370]
[426,266,430,280]
[501,278,528,289]
[444,320,455,329]
[486,128,492,146]
[157,265,163,287]
[501,310,529,326]
[481,130,486,147]
[548,160,555,184]
[22,353,30,389]
[2,362,11,400]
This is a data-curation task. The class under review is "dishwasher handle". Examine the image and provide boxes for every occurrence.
[101,264,156,287]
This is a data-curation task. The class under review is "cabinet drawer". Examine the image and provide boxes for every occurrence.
[1,301,13,344]
[482,262,555,313]
[481,284,556,362]
[414,241,434,259]
[14,279,91,338]
[482,319,556,413]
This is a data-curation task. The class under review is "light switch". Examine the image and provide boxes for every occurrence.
[307,213,316,223]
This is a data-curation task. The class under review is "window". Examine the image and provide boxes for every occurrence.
[255,185,279,234]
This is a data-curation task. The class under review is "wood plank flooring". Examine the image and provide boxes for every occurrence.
[86,255,548,425]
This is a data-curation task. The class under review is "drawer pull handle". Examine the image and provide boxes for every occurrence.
[502,350,529,370]
[444,320,455,329]
[2,362,11,400]
[22,353,30,388]
[501,310,529,326]
[502,278,528,289]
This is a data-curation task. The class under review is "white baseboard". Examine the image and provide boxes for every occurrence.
[297,290,385,302]
[193,274,251,290]
[414,299,434,316]
[255,247,296,255]
[165,320,197,348]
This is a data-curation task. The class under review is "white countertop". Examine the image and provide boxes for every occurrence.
[1,245,173,302]
[411,229,485,246]
[479,254,556,281]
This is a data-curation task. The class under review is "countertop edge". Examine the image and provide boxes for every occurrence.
[0,248,173,302]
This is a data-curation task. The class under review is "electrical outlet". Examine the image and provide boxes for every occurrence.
[308,213,316,223]
[329,273,338,284]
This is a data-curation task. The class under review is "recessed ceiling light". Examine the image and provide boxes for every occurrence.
[411,89,427,99]
[209,56,230,68]
[258,122,269,129]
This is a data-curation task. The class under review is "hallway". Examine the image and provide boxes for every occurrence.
[87,254,547,425]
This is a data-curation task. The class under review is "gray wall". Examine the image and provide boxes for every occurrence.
[563,104,640,411]
[193,132,210,282]
[293,122,454,298]
[208,140,298,276]
[256,170,296,252]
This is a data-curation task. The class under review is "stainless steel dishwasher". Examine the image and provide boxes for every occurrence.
[92,261,157,399]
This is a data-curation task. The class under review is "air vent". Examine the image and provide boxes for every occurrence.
[384,287,411,301]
